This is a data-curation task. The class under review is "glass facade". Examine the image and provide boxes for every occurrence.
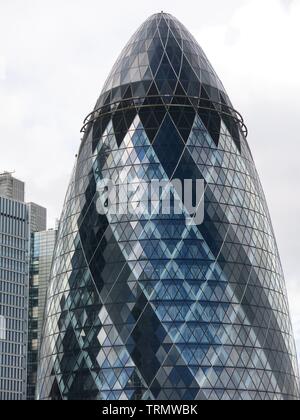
[28,203,47,234]
[27,229,57,400]
[0,175,48,400]
[0,197,29,400]
[37,13,299,400]
[0,172,25,203]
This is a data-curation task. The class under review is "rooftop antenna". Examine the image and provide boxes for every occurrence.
[0,170,16,176]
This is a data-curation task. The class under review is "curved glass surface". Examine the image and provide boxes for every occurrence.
[37,13,299,400]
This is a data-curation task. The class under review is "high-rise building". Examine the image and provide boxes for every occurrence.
[0,172,25,202]
[37,13,299,400]
[0,174,48,400]
[0,196,29,400]
[27,229,57,400]
[28,203,47,234]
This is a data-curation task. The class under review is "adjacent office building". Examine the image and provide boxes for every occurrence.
[0,173,52,400]
[0,172,25,203]
[38,13,299,400]
[27,228,57,400]
[28,203,47,234]
[0,195,29,400]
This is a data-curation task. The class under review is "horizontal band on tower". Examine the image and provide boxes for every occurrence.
[81,95,248,138]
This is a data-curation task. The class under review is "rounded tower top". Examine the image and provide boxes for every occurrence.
[93,13,230,111]
[82,13,248,147]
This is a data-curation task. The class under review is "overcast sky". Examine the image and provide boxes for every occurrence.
[0,0,299,363]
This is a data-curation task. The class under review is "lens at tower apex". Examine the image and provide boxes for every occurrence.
[37,13,300,401]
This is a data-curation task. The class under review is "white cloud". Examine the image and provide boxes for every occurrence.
[0,0,299,364]
[0,56,6,80]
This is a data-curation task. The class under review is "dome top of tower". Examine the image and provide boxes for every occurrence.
[93,13,231,111]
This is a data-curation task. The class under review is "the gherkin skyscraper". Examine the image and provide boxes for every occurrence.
[37,13,299,400]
